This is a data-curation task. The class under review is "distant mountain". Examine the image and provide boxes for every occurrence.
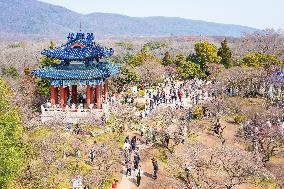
[0,0,259,37]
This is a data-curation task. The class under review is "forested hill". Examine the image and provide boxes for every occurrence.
[0,0,259,37]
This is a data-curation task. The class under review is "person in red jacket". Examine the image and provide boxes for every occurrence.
[111,179,118,189]
[178,90,183,102]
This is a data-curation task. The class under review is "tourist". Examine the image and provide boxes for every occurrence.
[125,160,132,176]
[184,163,192,180]
[72,176,83,189]
[140,124,144,137]
[135,165,143,187]
[89,148,95,164]
[165,93,170,103]
[178,89,183,102]
[152,158,158,180]
[46,100,52,108]
[139,112,143,119]
[131,136,137,151]
[124,140,131,151]
[187,109,193,121]
[213,118,221,135]
[80,94,85,108]
[185,89,189,98]
[134,152,141,170]
[111,179,118,189]
[124,135,130,144]
[164,133,170,147]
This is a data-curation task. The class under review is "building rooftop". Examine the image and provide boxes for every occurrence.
[32,62,120,80]
[32,32,120,82]
[41,32,113,60]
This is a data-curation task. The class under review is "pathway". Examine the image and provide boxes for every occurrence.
[117,143,152,189]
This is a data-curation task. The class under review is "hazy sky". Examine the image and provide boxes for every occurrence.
[39,0,284,29]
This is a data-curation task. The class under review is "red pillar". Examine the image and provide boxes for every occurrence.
[60,86,65,109]
[96,84,102,109]
[103,80,108,101]
[65,86,69,106]
[51,85,56,105]
[90,86,94,105]
[55,87,59,104]
[71,85,77,104]
[86,85,91,109]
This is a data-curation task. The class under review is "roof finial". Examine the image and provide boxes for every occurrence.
[80,22,82,32]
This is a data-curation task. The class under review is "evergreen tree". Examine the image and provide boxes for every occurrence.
[0,79,26,188]
[217,38,233,68]
[35,41,60,96]
[162,51,173,66]
[174,54,187,67]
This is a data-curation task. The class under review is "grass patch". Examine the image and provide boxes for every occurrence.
[188,132,199,143]
[29,127,52,140]
[253,177,276,189]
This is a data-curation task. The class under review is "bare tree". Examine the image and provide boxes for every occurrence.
[168,144,274,189]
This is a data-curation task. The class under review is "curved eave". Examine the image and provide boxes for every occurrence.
[41,46,114,60]
[31,63,120,80]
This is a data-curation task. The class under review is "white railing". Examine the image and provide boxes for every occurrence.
[40,103,109,123]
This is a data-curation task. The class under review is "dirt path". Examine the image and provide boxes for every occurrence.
[117,142,154,189]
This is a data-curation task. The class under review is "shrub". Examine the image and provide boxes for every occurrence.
[135,102,145,111]
[232,114,247,124]
[1,66,19,78]
[8,42,26,49]
[193,106,204,119]
[138,90,145,97]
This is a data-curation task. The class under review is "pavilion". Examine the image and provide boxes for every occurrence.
[32,32,120,122]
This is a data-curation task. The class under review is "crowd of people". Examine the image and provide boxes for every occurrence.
[120,134,159,187]
[139,77,211,119]
[63,71,284,189]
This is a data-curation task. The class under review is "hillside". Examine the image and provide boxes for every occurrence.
[0,0,259,37]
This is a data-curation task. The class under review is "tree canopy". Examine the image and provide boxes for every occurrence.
[218,38,233,68]
[0,79,26,189]
[162,52,174,66]
[35,41,60,96]
[177,61,205,80]
[193,41,221,69]
[241,52,281,68]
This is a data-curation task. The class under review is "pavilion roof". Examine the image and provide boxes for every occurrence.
[41,46,113,60]
[41,32,113,60]
[32,62,120,80]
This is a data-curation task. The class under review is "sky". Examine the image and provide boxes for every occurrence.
[38,0,284,29]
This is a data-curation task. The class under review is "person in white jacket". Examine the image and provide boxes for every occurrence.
[135,165,143,187]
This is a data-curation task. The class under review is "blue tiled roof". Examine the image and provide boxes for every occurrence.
[41,32,113,60]
[32,32,121,81]
[41,46,114,60]
[32,62,120,80]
